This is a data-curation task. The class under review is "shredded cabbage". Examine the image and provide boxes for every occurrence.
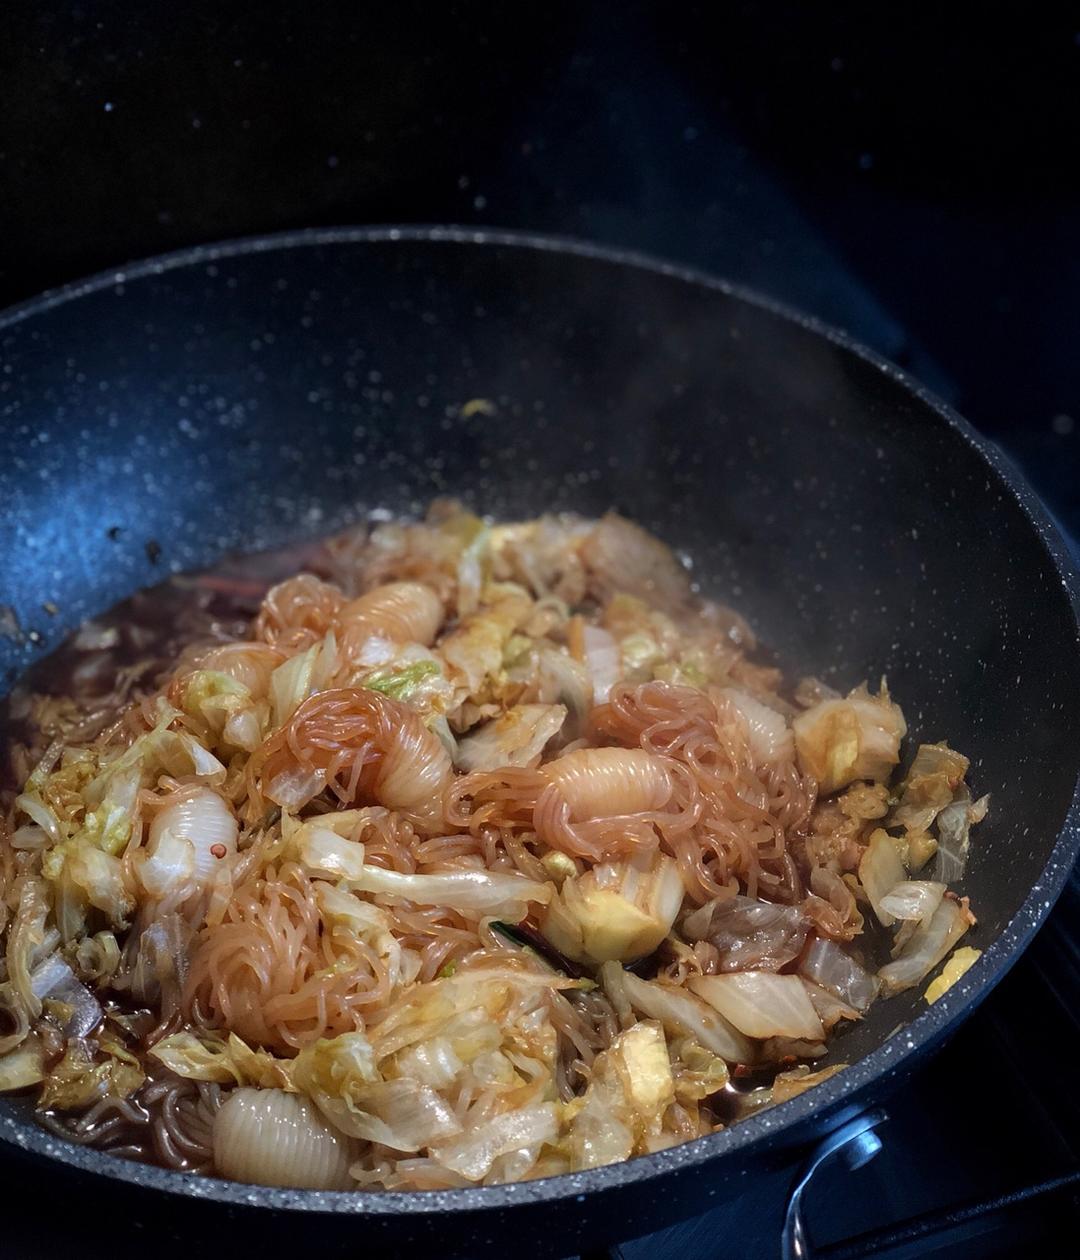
[879,880,945,924]
[682,894,809,972]
[798,936,880,1012]
[890,742,969,832]
[769,1063,846,1105]
[38,1036,144,1111]
[293,1035,461,1151]
[566,1021,674,1170]
[935,789,990,882]
[431,1104,558,1181]
[582,625,620,703]
[285,810,368,881]
[0,1034,45,1091]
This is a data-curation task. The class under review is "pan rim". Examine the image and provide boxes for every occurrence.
[1,223,1078,1216]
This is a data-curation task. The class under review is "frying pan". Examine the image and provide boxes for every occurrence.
[0,227,1077,1257]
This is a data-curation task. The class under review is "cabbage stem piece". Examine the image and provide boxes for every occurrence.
[541,852,683,964]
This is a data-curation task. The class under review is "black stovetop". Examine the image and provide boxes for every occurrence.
[2,6,1079,1257]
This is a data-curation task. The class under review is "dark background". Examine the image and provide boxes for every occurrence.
[3,1,1080,534]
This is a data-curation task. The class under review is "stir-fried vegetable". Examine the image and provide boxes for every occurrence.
[689,973,825,1042]
[925,946,982,1004]
[682,895,809,972]
[935,788,990,882]
[858,829,908,927]
[0,1035,45,1091]
[879,898,974,995]
[455,704,566,772]
[0,502,991,1194]
[541,853,683,964]
[890,743,969,832]
[350,865,552,919]
[792,683,906,794]
[607,967,755,1064]
[798,937,880,1012]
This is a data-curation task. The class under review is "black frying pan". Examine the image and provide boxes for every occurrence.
[0,228,1078,1257]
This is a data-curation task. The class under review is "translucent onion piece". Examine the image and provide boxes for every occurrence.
[214,1087,356,1189]
[689,972,825,1042]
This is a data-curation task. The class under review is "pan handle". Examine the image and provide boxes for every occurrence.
[780,1109,887,1260]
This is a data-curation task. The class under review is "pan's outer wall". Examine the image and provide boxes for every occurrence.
[0,229,1078,1255]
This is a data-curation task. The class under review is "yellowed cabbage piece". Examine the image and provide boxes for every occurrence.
[792,683,906,794]
[925,946,982,1004]
[890,742,970,832]
[150,1031,293,1088]
[0,1034,45,1092]
[769,1063,846,1105]
[38,1037,144,1111]
[454,703,567,772]
[541,853,683,964]
[564,1020,675,1170]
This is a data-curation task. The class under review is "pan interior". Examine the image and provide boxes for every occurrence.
[0,229,1077,1211]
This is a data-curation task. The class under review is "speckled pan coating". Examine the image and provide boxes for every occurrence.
[0,228,1077,1255]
